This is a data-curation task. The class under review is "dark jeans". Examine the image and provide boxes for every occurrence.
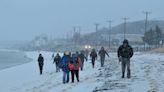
[56,63,60,72]
[70,70,79,82]
[100,57,105,67]
[92,58,96,68]
[39,64,43,75]
[81,61,84,70]
[70,70,74,82]
[121,58,131,78]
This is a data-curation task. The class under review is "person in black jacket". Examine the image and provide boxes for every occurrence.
[90,49,97,68]
[117,39,133,78]
[38,54,44,75]
[79,50,87,71]
[84,49,89,60]
[98,47,109,67]
[53,53,61,72]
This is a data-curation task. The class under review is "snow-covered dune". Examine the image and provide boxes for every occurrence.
[1,51,164,92]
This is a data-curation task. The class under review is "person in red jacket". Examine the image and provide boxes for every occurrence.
[69,53,81,83]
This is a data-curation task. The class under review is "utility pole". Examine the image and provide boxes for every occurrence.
[78,26,81,48]
[78,26,81,36]
[73,27,77,50]
[66,32,69,40]
[122,17,129,40]
[143,11,151,50]
[107,20,112,49]
[95,23,99,50]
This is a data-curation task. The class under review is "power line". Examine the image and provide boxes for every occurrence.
[95,23,99,50]
[95,23,99,32]
[73,26,76,33]
[78,26,81,35]
[143,11,151,50]
[73,26,77,50]
[107,20,112,49]
[122,17,129,40]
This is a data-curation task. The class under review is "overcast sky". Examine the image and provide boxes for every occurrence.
[0,0,164,41]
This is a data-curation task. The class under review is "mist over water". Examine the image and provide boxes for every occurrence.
[0,50,31,70]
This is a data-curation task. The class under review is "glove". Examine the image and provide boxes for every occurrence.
[119,57,122,62]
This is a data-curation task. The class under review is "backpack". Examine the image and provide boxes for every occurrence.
[72,54,79,70]
[91,51,97,58]
[74,61,79,70]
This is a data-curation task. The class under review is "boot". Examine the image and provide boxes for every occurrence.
[127,69,131,78]
[127,73,131,79]
[40,72,42,75]
[122,72,125,78]
[40,69,42,75]
[127,76,131,79]
[81,67,83,71]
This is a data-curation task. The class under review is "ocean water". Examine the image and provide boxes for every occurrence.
[0,50,31,70]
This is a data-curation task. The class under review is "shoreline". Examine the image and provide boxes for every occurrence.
[0,50,32,71]
[0,58,32,71]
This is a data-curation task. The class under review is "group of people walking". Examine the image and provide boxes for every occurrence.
[37,39,134,84]
[89,47,109,68]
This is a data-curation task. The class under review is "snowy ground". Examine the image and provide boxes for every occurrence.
[1,51,164,92]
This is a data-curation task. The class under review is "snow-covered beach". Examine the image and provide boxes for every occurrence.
[1,51,164,92]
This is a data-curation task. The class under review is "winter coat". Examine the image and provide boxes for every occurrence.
[79,53,87,63]
[90,51,97,59]
[117,45,133,58]
[69,58,81,70]
[98,50,109,58]
[85,50,89,56]
[54,55,61,65]
[69,54,81,70]
[60,55,70,72]
[38,56,44,66]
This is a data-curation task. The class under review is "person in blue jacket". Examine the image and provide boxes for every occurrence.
[60,51,70,84]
